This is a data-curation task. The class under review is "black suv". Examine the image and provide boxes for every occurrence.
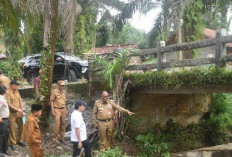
[22,52,88,83]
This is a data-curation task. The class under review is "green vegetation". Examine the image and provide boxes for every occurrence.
[126,66,232,89]
[0,61,22,80]
[183,0,204,42]
[132,93,232,154]
[96,23,110,47]
[182,0,204,58]
[96,23,148,49]
[136,133,170,157]
[97,147,129,157]
[201,94,232,145]
[74,7,96,56]
[94,49,136,88]
[111,24,148,49]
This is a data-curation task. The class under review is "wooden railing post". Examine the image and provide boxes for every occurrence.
[157,41,165,71]
[215,29,227,66]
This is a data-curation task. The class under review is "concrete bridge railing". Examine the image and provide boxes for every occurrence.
[126,29,232,71]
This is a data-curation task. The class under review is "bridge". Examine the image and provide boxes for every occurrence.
[124,30,232,94]
[127,30,232,71]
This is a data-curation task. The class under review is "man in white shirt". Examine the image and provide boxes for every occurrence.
[71,100,91,157]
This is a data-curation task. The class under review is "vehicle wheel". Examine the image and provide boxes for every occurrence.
[27,71,37,84]
[68,70,77,82]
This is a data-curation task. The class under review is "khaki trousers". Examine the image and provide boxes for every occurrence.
[9,112,24,145]
[53,108,66,141]
[98,120,114,152]
[110,121,116,147]
[28,143,43,157]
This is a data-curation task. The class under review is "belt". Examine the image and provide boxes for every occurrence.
[54,107,65,109]
[97,118,113,122]
[2,118,8,120]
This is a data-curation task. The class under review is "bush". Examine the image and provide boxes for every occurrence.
[163,119,205,152]
[126,66,232,89]
[201,94,232,145]
[136,133,170,157]
[0,60,22,80]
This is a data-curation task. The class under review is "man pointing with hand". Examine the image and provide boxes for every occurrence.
[93,91,134,152]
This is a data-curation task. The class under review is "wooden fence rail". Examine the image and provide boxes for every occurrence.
[127,30,232,71]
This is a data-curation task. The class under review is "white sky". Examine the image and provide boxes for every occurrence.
[129,8,161,33]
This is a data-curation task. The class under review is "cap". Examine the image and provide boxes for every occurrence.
[57,80,66,86]
[10,80,20,85]
[74,100,87,109]
[31,104,42,111]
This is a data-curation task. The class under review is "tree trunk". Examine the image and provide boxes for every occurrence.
[39,0,58,130]
[43,0,50,48]
[64,0,82,54]
[114,73,129,135]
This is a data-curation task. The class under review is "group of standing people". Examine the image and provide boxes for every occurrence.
[0,70,45,157]
[0,69,134,157]
[0,71,26,157]
[70,91,134,157]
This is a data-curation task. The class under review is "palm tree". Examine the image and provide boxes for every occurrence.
[149,0,232,48]
[149,0,193,47]
[0,0,31,56]
[202,0,232,30]
[38,0,59,128]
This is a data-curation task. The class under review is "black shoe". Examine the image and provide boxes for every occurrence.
[17,142,26,146]
[3,150,11,156]
[0,153,4,157]
[10,145,16,151]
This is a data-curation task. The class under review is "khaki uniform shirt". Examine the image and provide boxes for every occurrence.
[93,100,127,125]
[0,75,10,89]
[50,88,66,108]
[25,114,42,145]
[6,89,22,112]
[0,95,10,118]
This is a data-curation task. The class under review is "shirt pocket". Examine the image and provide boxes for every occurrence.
[98,106,104,112]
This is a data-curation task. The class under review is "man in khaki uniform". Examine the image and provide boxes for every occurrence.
[50,80,66,143]
[6,80,26,151]
[25,104,43,157]
[93,91,134,152]
[0,71,10,89]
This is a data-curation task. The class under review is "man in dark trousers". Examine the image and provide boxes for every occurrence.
[71,100,91,157]
[0,85,11,157]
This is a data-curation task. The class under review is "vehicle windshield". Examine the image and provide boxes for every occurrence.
[60,54,81,61]
[26,55,41,64]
